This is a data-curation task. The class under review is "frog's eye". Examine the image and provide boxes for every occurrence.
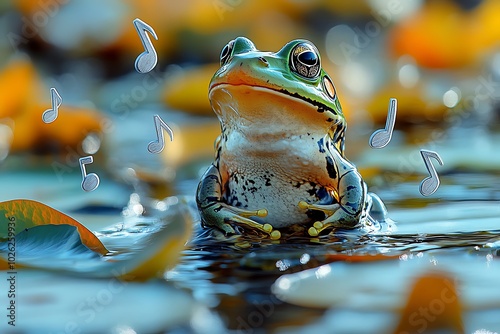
[220,40,235,66]
[322,75,336,100]
[290,42,321,79]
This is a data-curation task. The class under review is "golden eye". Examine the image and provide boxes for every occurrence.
[290,42,320,79]
[220,40,235,66]
[323,75,336,100]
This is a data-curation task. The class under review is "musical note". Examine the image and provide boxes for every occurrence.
[148,114,174,154]
[133,18,158,74]
[369,98,397,149]
[419,149,444,197]
[42,88,62,123]
[79,156,100,192]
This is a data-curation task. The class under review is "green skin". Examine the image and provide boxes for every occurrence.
[196,37,388,239]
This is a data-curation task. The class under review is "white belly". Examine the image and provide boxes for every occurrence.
[224,169,327,228]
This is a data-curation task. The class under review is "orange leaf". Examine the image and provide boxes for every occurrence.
[393,271,464,334]
[0,199,108,255]
[0,58,42,119]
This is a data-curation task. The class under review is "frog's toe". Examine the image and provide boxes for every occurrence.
[230,215,281,240]
[298,201,340,216]
[305,208,359,236]
[308,224,321,237]
[299,197,364,236]
[299,201,346,236]
[233,207,268,219]
[202,202,280,239]
[307,221,333,237]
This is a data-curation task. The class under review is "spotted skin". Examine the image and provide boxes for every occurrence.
[196,37,389,239]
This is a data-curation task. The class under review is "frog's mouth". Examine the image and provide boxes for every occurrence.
[209,83,340,121]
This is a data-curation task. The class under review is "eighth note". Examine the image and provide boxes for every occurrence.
[419,149,444,197]
[133,18,158,73]
[148,114,173,154]
[369,98,397,149]
[79,156,100,192]
[42,87,62,123]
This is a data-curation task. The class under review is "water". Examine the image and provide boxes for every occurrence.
[2,120,500,332]
[160,169,500,332]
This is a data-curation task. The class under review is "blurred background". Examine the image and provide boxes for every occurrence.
[1,0,499,202]
[1,0,500,332]
[1,0,499,193]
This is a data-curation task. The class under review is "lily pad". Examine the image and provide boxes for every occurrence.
[0,198,192,281]
[272,254,500,333]
[0,199,108,255]
[0,270,197,333]
[0,225,100,271]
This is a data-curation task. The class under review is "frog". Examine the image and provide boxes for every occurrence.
[196,37,389,240]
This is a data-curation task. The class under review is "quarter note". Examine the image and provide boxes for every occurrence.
[369,98,397,149]
[133,18,158,74]
[79,156,100,192]
[148,114,174,154]
[42,87,62,123]
[419,149,444,196]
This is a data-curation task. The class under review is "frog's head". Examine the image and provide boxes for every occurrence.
[209,37,345,148]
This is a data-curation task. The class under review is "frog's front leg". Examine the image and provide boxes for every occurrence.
[299,150,367,236]
[300,170,366,236]
[196,164,281,239]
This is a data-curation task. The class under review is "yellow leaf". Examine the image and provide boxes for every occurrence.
[0,199,108,255]
[116,207,193,281]
[0,58,42,119]
[162,64,218,115]
[393,271,464,334]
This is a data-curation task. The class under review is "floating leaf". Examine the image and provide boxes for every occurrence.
[271,254,500,332]
[0,198,193,281]
[0,199,108,255]
[113,207,193,281]
[392,271,464,334]
[2,269,198,333]
[0,225,100,271]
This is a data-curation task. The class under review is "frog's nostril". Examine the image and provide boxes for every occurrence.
[258,57,269,66]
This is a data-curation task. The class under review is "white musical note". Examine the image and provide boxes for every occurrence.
[419,149,444,196]
[133,18,158,74]
[42,88,62,123]
[369,98,397,149]
[148,114,173,154]
[79,156,100,192]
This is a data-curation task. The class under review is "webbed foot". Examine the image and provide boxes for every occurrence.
[202,203,281,240]
[197,164,281,239]
[298,201,358,236]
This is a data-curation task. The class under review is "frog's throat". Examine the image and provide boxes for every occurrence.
[209,84,343,135]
